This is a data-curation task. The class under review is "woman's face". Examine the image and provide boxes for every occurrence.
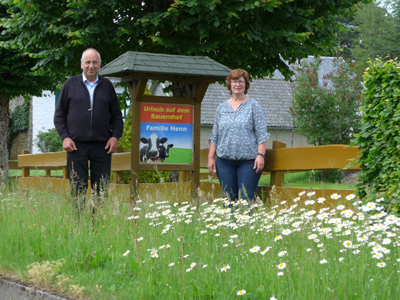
[230,76,246,95]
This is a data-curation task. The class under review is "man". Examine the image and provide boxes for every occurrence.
[54,48,123,206]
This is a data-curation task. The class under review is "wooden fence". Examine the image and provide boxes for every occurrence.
[8,141,361,203]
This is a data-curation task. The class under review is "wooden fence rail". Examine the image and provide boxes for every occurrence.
[8,141,361,203]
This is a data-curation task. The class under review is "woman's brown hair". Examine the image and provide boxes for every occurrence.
[226,69,250,95]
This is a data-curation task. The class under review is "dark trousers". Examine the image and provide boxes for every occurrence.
[67,141,111,199]
[216,156,262,202]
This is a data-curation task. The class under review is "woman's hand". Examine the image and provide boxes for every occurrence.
[254,155,264,173]
[208,157,216,176]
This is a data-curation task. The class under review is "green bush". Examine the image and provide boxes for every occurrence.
[352,58,400,213]
[118,84,169,184]
[310,170,343,183]
[326,170,343,183]
[291,57,363,145]
[35,128,63,153]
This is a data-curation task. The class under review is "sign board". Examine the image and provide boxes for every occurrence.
[140,103,193,164]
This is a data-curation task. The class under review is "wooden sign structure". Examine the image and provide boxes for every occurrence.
[99,51,231,199]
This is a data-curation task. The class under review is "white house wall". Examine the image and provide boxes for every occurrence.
[32,91,56,154]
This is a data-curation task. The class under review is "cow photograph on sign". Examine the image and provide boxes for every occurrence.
[139,134,174,163]
[140,133,169,163]
[159,141,174,162]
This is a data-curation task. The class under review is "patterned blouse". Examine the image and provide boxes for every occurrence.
[209,98,270,160]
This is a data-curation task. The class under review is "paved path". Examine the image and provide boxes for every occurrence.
[0,276,71,300]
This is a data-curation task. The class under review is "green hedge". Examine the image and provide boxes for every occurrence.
[352,58,400,212]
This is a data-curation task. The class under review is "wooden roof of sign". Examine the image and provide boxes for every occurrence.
[99,51,231,83]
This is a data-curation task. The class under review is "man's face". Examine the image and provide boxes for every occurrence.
[81,49,101,82]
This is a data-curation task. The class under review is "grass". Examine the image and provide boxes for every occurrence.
[12,168,355,190]
[0,179,399,299]
[281,171,356,189]
[9,169,64,177]
[164,148,192,164]
[201,170,356,190]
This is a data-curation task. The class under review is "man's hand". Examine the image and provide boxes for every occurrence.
[105,137,118,154]
[63,137,77,153]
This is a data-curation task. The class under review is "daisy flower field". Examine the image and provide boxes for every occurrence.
[0,183,399,299]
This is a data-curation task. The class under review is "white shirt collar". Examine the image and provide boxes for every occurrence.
[82,72,99,84]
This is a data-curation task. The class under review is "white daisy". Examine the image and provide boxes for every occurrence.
[277,262,286,269]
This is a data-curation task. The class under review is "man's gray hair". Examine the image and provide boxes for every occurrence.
[81,48,101,62]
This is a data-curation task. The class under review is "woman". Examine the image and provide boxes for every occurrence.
[207,69,270,204]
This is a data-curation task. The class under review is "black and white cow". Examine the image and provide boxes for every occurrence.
[140,133,167,163]
[158,142,174,162]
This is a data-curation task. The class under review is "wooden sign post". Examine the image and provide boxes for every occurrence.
[99,52,231,200]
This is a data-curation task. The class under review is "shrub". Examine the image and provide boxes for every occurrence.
[310,170,343,183]
[352,58,400,212]
[35,128,63,153]
[291,56,363,145]
[326,170,343,183]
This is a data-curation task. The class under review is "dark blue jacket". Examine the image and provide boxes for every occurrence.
[54,74,123,142]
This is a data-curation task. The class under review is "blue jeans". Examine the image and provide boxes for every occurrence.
[216,156,262,202]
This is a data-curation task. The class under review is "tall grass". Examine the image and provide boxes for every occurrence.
[0,180,398,299]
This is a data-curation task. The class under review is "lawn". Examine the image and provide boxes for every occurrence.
[164,148,192,164]
[201,170,356,190]
[9,169,64,177]
[0,179,398,300]
[11,168,355,190]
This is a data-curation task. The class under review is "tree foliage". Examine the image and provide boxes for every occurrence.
[0,3,57,179]
[290,57,363,145]
[351,1,400,70]
[0,4,57,99]
[352,58,400,212]
[331,14,357,60]
[0,0,370,81]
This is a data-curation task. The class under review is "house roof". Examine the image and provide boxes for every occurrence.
[111,55,337,129]
[201,78,294,128]
[273,56,339,88]
[99,51,231,82]
[202,56,337,128]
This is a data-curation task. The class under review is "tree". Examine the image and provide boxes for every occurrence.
[290,57,363,146]
[0,0,371,181]
[0,0,371,81]
[0,3,57,180]
[351,1,400,70]
[331,14,358,60]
